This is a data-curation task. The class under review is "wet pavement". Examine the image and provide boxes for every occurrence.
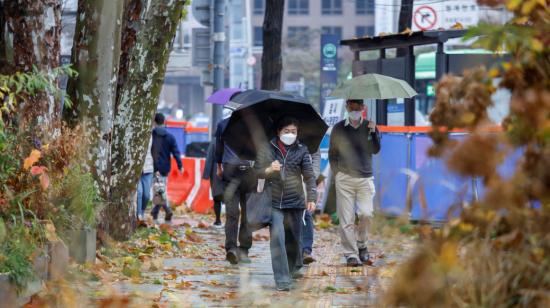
[78,213,414,307]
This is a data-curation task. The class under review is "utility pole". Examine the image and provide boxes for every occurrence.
[211,0,226,137]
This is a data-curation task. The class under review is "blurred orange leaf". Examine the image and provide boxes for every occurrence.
[451,22,464,30]
[24,149,41,170]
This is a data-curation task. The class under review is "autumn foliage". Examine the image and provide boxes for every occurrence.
[384,0,550,306]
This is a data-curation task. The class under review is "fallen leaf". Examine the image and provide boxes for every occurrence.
[24,149,41,170]
[30,165,47,176]
[197,221,208,229]
[175,281,193,289]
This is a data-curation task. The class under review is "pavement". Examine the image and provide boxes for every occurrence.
[66,213,414,307]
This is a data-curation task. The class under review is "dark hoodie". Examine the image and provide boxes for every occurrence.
[151,127,182,176]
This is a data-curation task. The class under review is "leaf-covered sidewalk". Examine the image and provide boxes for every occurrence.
[27,212,414,307]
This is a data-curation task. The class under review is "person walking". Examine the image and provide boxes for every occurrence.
[301,149,321,265]
[215,110,256,264]
[328,99,380,267]
[151,113,183,223]
[137,137,154,221]
[256,117,317,291]
[203,139,224,228]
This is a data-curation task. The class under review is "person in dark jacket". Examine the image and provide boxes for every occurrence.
[328,99,380,267]
[203,140,224,228]
[256,117,317,291]
[151,113,183,222]
[215,114,256,265]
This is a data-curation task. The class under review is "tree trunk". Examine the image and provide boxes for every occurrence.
[397,0,413,57]
[1,0,62,124]
[68,0,124,199]
[106,0,186,240]
[261,0,284,90]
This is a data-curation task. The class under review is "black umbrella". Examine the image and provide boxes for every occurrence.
[222,90,328,160]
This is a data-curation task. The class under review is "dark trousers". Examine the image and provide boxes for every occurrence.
[301,210,314,254]
[270,208,304,286]
[223,165,254,252]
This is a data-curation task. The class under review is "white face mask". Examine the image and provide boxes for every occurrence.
[280,133,297,145]
[348,111,362,121]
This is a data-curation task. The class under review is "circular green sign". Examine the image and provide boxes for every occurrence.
[323,43,337,58]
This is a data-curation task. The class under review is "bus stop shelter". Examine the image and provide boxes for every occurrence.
[340,29,506,126]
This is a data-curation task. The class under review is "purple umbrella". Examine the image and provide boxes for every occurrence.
[206,88,242,105]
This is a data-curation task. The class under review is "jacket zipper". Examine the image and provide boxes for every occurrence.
[271,141,290,209]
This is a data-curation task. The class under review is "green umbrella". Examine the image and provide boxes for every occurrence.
[330,73,417,100]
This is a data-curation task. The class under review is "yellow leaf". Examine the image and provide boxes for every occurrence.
[458,222,473,233]
[506,0,522,10]
[521,0,540,14]
[488,68,500,78]
[513,16,530,24]
[502,62,512,71]
[44,221,58,242]
[439,241,458,269]
[531,39,544,52]
[23,149,41,170]
[451,22,463,30]
[400,27,413,36]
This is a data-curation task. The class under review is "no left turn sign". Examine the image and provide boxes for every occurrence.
[414,5,437,30]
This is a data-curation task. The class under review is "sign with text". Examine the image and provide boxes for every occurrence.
[320,34,339,112]
[412,0,479,32]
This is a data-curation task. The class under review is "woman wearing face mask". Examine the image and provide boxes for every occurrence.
[256,116,317,291]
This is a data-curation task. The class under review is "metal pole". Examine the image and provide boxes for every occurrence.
[211,0,226,137]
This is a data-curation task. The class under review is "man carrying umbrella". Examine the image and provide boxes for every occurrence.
[215,112,256,265]
[329,73,416,267]
[329,99,380,267]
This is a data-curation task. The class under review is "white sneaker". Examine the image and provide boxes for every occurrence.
[137,214,144,221]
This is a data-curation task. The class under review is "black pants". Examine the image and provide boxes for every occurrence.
[222,165,255,252]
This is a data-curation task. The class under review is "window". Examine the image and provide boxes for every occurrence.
[356,0,374,15]
[322,0,342,15]
[253,26,263,46]
[355,25,374,37]
[253,0,264,15]
[288,0,309,15]
[287,26,309,48]
[321,26,342,40]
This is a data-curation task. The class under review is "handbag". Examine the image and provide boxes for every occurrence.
[246,179,272,232]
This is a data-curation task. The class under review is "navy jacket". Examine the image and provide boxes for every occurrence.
[202,141,224,198]
[151,127,182,177]
[255,138,316,210]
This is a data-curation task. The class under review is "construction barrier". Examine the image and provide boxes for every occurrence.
[373,126,518,221]
[165,121,209,155]
[166,157,214,214]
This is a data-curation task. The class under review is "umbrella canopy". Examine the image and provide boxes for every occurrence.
[206,88,242,105]
[330,73,417,100]
[222,90,328,160]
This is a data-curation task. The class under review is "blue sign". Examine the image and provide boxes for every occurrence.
[320,34,339,111]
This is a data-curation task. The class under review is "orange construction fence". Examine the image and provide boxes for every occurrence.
[166,157,214,214]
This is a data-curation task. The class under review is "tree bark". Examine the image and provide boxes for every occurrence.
[68,0,124,198]
[261,0,284,90]
[397,0,413,57]
[106,0,186,240]
[1,0,62,124]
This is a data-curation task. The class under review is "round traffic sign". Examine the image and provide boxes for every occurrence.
[413,5,437,31]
